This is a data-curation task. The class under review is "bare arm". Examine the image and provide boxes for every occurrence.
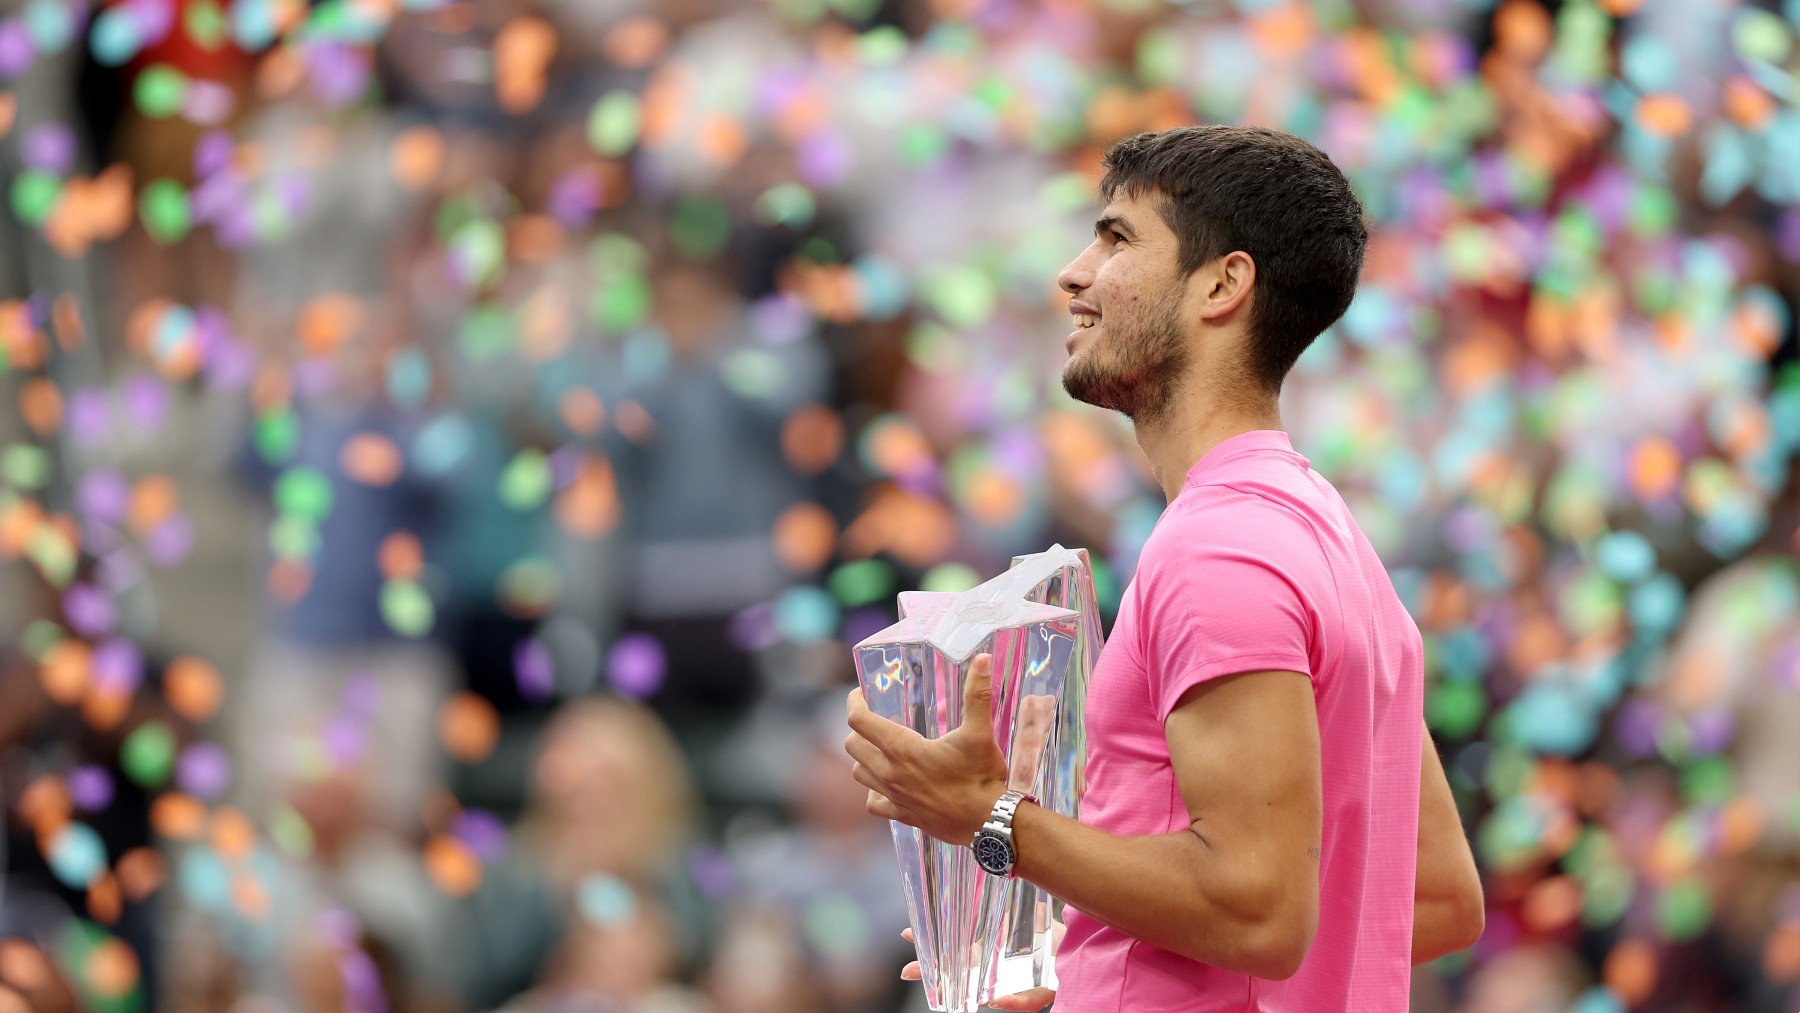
[1011,669,1322,979]
[1412,729,1484,964]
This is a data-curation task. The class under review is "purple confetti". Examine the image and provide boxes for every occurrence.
[606,633,666,699]
[728,602,780,652]
[451,808,509,864]
[176,742,233,800]
[91,637,143,696]
[76,470,130,525]
[144,513,195,567]
[67,388,112,447]
[22,123,76,174]
[0,20,33,78]
[123,372,169,432]
[513,637,556,704]
[67,765,115,813]
[63,583,116,637]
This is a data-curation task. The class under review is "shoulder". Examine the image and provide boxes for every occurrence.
[1142,486,1325,576]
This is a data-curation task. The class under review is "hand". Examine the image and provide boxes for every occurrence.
[896,922,1064,1012]
[846,653,1010,846]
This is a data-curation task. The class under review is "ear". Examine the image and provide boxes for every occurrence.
[1191,251,1255,323]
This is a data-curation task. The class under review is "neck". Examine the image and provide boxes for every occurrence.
[1133,390,1283,502]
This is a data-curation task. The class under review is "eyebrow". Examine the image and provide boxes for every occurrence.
[1094,214,1134,240]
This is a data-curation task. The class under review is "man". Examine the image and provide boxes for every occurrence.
[845,125,1484,1010]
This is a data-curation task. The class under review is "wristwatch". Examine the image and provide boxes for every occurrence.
[971,789,1037,878]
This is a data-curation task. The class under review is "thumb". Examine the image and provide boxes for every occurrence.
[989,987,1056,1011]
[959,652,995,738]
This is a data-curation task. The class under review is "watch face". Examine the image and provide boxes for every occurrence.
[973,834,1012,873]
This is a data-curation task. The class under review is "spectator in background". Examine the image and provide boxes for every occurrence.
[451,695,711,1009]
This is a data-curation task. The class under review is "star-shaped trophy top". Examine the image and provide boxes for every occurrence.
[857,558,1081,664]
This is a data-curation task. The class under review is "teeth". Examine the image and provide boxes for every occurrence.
[1072,314,1098,329]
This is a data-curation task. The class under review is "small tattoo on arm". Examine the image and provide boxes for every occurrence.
[1307,846,1321,861]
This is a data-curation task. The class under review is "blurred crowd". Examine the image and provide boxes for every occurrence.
[0,0,1795,1010]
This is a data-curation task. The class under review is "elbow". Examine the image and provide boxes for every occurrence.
[1188,897,1316,981]
[1247,912,1316,980]
[1450,881,1486,952]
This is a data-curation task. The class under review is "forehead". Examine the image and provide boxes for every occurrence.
[1097,190,1172,237]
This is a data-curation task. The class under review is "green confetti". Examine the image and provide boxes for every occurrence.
[1657,879,1711,941]
[586,92,640,157]
[1732,8,1792,63]
[140,179,192,244]
[380,579,435,637]
[274,467,334,521]
[11,171,63,225]
[498,449,552,511]
[828,559,894,607]
[1,443,51,489]
[122,722,176,787]
[133,64,188,118]
[269,804,315,858]
[671,197,732,260]
[921,563,980,593]
[1426,679,1487,738]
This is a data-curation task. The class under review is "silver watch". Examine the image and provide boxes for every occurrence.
[971,789,1037,878]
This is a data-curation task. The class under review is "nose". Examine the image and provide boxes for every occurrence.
[1057,244,1096,296]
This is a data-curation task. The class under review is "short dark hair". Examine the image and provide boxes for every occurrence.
[1099,126,1367,393]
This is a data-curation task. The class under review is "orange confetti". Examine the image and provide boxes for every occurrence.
[425,835,482,896]
[603,16,670,68]
[18,378,62,436]
[511,214,570,268]
[439,693,500,764]
[842,486,957,567]
[1628,437,1681,501]
[83,686,132,733]
[773,502,836,572]
[87,871,123,926]
[1603,939,1657,1004]
[1493,0,1553,62]
[128,475,179,534]
[391,126,445,190]
[40,640,91,706]
[341,432,404,486]
[698,115,748,168]
[164,656,225,722]
[18,776,71,838]
[0,940,53,991]
[1766,926,1800,982]
[1249,2,1315,58]
[378,531,424,582]
[53,293,84,351]
[782,405,844,475]
[554,458,619,539]
[495,16,557,114]
[1521,875,1581,932]
[1636,94,1693,138]
[1718,797,1763,855]
[615,400,655,442]
[559,388,606,438]
[268,557,313,605]
[0,93,14,140]
[83,937,137,998]
[150,793,207,841]
[116,847,167,901]
[298,294,364,357]
[210,806,256,860]
[967,470,1024,526]
[1724,77,1776,129]
[232,873,270,921]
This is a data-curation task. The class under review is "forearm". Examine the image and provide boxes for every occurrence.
[1010,802,1312,978]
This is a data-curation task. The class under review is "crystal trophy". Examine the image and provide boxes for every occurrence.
[853,545,1104,1012]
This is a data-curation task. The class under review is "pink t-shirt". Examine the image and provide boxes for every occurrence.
[1052,429,1424,1012]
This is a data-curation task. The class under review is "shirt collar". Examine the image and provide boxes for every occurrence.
[1182,429,1298,488]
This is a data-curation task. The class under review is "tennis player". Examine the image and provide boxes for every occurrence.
[845,125,1484,1010]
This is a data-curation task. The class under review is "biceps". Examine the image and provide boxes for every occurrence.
[1416,731,1477,898]
[1164,670,1322,856]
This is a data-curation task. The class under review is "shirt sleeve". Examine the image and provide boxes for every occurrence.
[1138,540,1320,723]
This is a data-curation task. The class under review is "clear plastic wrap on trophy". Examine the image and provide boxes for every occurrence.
[852,545,1105,1013]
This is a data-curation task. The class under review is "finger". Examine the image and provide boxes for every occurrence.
[900,960,920,981]
[846,695,918,754]
[988,987,1056,1011]
[901,928,914,943]
[958,652,995,739]
[866,790,902,820]
[850,762,889,796]
[842,730,889,776]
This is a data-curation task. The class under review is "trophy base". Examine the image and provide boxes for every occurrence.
[927,945,1059,1012]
